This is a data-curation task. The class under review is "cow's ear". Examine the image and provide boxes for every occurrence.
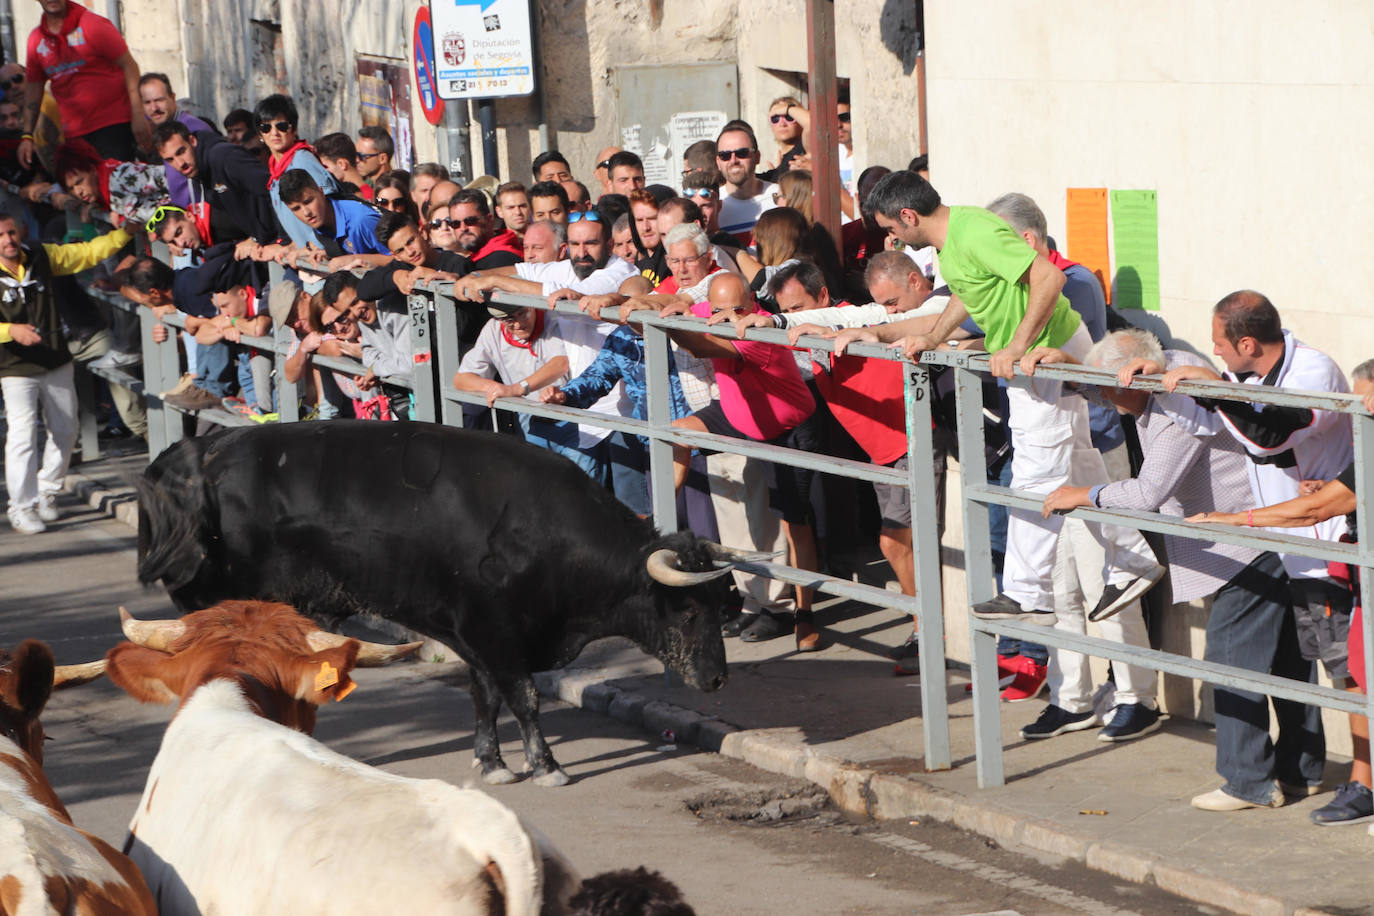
[104,644,182,704]
[13,640,55,719]
[291,643,361,705]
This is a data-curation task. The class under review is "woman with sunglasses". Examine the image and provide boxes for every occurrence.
[254,94,340,254]
[53,137,170,227]
[372,171,422,224]
[759,96,807,183]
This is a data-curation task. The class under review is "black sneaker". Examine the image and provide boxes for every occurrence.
[1310,781,1374,826]
[1098,703,1162,742]
[972,593,1057,626]
[1089,566,1165,622]
[1020,704,1098,740]
[889,631,920,661]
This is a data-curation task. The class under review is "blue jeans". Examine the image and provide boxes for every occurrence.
[195,341,235,398]
[521,416,610,486]
[1207,551,1325,804]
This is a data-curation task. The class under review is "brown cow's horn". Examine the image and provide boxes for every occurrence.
[306,630,424,667]
[119,606,187,650]
[52,659,106,687]
[645,548,735,587]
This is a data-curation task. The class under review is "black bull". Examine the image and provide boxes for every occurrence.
[136,421,739,786]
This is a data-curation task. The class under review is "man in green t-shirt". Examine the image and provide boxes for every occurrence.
[835,171,1161,633]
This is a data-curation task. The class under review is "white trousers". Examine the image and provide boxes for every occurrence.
[1001,323,1158,611]
[1047,516,1157,711]
[3,361,78,511]
[706,452,794,614]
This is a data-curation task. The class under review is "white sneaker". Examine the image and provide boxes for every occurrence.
[1190,784,1284,811]
[36,493,59,522]
[8,506,46,535]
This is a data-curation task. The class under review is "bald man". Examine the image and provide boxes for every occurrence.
[593,145,622,196]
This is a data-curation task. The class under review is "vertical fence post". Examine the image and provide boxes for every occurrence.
[72,364,100,463]
[275,325,300,423]
[1354,406,1374,759]
[406,292,437,423]
[139,307,174,455]
[955,363,1004,787]
[643,321,677,533]
[903,359,950,770]
[430,285,465,427]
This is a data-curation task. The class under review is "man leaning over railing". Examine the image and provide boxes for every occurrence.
[1158,292,1362,825]
[1038,330,1307,789]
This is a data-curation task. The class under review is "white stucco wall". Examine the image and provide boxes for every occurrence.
[924,1,1374,375]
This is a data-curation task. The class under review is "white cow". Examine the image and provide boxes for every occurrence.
[108,602,577,916]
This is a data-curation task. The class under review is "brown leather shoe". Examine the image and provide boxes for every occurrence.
[795,619,821,652]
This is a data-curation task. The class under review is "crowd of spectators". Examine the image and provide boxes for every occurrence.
[1,0,1371,832]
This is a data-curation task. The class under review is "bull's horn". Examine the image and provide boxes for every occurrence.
[306,630,424,667]
[701,541,784,564]
[52,659,106,687]
[645,548,735,587]
[119,606,186,650]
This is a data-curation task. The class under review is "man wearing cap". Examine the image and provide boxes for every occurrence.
[453,298,620,483]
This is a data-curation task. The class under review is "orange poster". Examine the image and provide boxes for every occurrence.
[1065,188,1110,304]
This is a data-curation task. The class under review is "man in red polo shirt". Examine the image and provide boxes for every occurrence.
[20,0,149,167]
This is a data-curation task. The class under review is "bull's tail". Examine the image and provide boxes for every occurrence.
[135,473,209,592]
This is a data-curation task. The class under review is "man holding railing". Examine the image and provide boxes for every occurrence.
[1159,292,1363,825]
[835,171,1162,630]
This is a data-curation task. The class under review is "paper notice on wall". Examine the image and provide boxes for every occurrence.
[621,124,642,154]
[642,140,673,187]
[669,111,727,161]
[1065,188,1111,304]
[1110,190,1161,311]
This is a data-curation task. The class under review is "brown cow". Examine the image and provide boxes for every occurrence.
[1,640,157,916]
[107,601,576,916]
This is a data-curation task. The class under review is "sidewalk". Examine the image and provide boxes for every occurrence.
[63,454,1370,916]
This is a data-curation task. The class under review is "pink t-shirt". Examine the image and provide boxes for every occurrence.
[690,302,814,441]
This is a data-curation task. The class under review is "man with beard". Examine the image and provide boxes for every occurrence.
[452,211,637,302]
[714,121,777,244]
[138,73,212,209]
[153,120,279,256]
[446,188,523,270]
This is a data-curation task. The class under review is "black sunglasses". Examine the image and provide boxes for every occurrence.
[430,215,484,228]
[258,119,295,135]
[716,147,753,162]
[326,313,355,331]
[596,158,611,170]
[769,113,795,124]
[377,196,406,209]
[838,111,851,123]
[2,75,22,88]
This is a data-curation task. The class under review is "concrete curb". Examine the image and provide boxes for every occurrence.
[532,666,1337,916]
[71,469,1335,916]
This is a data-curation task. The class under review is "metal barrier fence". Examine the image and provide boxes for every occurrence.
[70,258,1373,791]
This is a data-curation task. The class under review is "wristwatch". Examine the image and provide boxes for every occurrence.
[519,380,530,395]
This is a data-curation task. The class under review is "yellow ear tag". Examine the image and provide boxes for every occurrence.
[314,660,339,691]
[334,680,357,702]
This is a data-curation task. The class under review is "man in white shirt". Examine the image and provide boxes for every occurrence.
[714,121,777,244]
[451,213,637,302]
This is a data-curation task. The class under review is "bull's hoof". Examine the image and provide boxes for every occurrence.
[482,766,519,785]
[533,768,570,788]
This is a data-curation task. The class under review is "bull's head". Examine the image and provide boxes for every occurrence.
[0,640,106,766]
[640,534,778,693]
[107,602,422,734]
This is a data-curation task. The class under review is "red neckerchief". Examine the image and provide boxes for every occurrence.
[499,309,544,352]
[1047,249,1081,273]
[267,141,316,186]
[96,158,119,210]
[39,3,83,39]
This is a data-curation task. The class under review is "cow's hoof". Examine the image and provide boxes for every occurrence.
[533,768,570,787]
[482,767,519,785]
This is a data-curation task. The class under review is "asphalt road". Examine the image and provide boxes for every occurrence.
[1,489,1215,915]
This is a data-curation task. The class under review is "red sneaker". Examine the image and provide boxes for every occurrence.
[1000,657,1048,703]
[964,655,1023,692]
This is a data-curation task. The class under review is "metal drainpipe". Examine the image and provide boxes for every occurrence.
[106,0,123,30]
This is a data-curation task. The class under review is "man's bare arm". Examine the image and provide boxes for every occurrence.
[871,294,970,344]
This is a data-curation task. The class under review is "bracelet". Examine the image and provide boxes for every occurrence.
[20,133,33,141]
[1247,509,1254,527]
[230,317,237,327]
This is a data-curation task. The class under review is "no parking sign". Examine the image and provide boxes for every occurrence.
[413,6,446,125]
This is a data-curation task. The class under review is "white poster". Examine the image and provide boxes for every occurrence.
[430,0,535,100]
[669,110,727,162]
